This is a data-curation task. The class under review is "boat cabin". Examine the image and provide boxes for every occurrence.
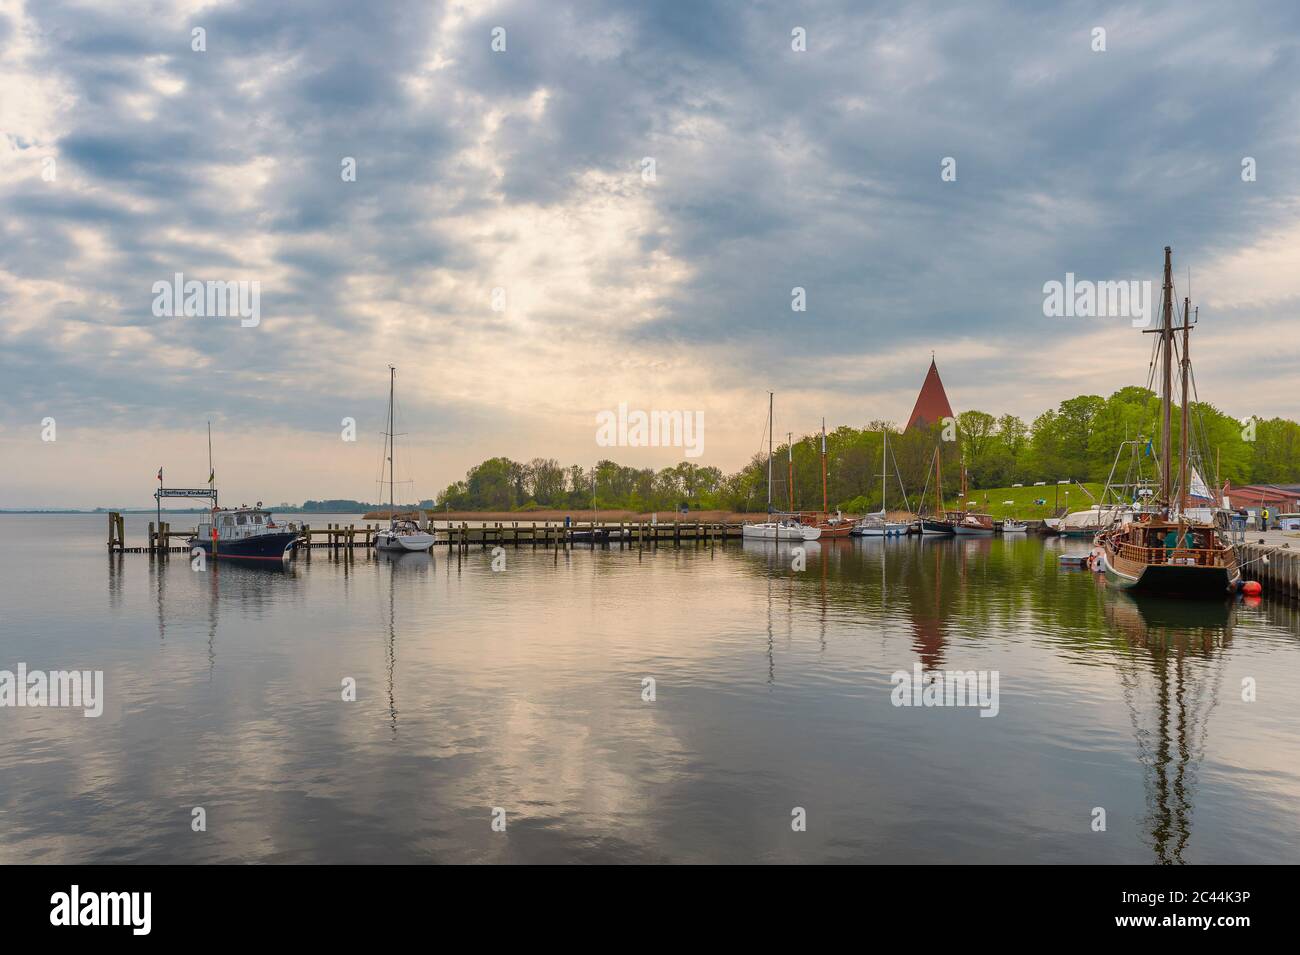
[1109,521,1228,567]
[196,506,297,543]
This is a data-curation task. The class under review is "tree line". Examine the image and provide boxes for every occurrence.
[431,386,1300,513]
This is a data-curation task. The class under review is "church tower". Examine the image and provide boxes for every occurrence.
[905,356,955,430]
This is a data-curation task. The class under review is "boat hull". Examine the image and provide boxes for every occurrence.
[953,524,994,536]
[853,523,908,537]
[190,532,298,566]
[920,518,955,536]
[375,530,435,552]
[1103,560,1237,597]
[742,523,805,541]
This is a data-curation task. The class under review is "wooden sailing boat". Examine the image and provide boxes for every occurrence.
[374,365,435,553]
[813,419,853,538]
[1096,247,1239,596]
[919,446,955,535]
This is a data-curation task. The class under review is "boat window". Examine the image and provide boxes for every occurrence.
[220,515,232,527]
[253,514,263,524]
[237,514,247,525]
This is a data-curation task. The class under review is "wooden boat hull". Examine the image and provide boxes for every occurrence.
[1103,560,1236,597]
[953,524,994,536]
[815,523,854,539]
[920,518,955,535]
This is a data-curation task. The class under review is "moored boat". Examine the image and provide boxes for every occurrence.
[999,519,1028,534]
[852,428,911,537]
[374,366,435,553]
[192,505,299,567]
[954,512,995,535]
[1095,246,1239,598]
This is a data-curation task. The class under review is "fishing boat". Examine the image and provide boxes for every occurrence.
[743,394,820,541]
[999,519,1028,534]
[373,366,435,553]
[1095,247,1240,597]
[853,429,910,537]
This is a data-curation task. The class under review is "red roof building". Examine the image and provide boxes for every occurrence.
[906,357,955,430]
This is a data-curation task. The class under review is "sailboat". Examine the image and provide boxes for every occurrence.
[373,366,436,553]
[813,419,854,538]
[1095,247,1239,596]
[919,446,955,535]
[854,429,909,536]
[743,394,820,541]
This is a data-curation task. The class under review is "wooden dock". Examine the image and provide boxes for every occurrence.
[106,513,746,556]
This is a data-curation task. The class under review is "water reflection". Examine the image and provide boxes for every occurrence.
[1106,594,1233,864]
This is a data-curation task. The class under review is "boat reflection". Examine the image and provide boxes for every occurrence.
[1105,592,1235,863]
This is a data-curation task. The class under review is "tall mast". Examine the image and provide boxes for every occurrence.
[787,432,794,514]
[1179,296,1191,518]
[207,419,215,509]
[388,365,396,517]
[935,447,944,517]
[767,392,773,513]
[881,429,888,512]
[821,418,828,518]
[1160,246,1173,512]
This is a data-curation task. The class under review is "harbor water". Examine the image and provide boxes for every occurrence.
[1,512,1298,863]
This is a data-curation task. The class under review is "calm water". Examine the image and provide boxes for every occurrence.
[1,512,1298,864]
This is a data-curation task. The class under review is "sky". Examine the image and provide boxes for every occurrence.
[2,0,1299,508]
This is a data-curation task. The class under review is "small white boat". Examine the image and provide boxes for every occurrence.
[852,512,908,536]
[373,366,434,554]
[375,519,435,552]
[742,520,807,541]
[1000,519,1028,534]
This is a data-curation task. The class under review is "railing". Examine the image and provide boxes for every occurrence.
[1115,542,1233,567]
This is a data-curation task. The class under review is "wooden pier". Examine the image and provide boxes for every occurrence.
[106,513,746,556]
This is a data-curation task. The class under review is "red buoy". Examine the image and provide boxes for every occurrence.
[1243,580,1262,596]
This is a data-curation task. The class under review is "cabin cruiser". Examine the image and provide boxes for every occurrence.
[192,505,300,566]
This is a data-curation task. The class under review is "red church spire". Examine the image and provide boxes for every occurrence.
[906,356,954,430]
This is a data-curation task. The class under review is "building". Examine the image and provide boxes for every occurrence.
[906,356,955,430]
[1223,482,1300,529]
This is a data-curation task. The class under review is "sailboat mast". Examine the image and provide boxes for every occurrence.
[881,429,888,512]
[1160,246,1173,512]
[1179,296,1191,518]
[787,432,794,514]
[936,447,944,517]
[388,365,396,516]
[767,392,774,513]
[207,420,215,509]
[821,418,828,518]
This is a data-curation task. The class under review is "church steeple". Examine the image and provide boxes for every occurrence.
[906,357,954,430]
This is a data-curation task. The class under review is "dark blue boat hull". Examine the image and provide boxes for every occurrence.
[190,532,298,566]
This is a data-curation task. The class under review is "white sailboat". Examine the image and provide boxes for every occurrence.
[743,394,818,541]
[374,365,435,553]
[853,429,909,536]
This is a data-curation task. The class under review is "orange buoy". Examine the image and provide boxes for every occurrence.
[1243,580,1262,596]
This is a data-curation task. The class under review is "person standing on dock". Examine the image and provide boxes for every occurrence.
[1261,507,1270,531]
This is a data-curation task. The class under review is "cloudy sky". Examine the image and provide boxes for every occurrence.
[2,0,1299,508]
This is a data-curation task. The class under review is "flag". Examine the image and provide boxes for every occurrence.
[1143,439,1153,457]
[208,469,215,485]
[157,467,163,483]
